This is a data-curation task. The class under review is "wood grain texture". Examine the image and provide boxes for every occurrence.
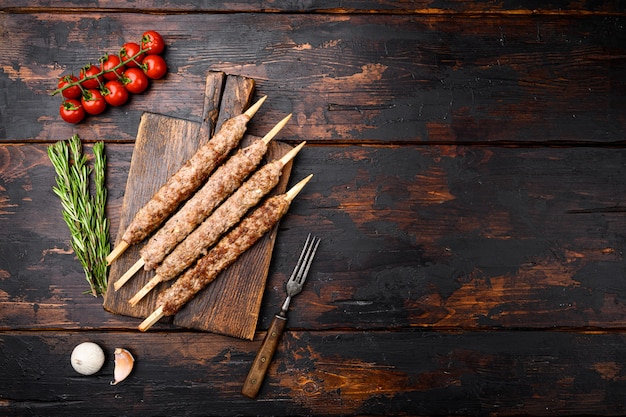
[264,145,626,331]
[1,12,624,144]
[215,75,256,133]
[2,330,626,416]
[3,1,625,13]
[2,3,626,415]
[3,143,626,332]
[198,71,226,141]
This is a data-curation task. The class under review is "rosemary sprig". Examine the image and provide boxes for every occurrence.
[48,135,110,296]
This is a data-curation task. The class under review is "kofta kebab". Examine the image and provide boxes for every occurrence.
[128,142,306,305]
[112,111,295,289]
[106,95,268,264]
[140,175,312,331]
[106,97,313,330]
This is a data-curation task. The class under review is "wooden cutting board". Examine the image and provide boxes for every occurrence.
[103,71,294,340]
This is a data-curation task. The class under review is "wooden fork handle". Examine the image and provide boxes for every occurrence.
[242,314,287,398]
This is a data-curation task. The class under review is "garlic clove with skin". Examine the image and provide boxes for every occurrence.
[71,342,105,376]
[111,348,135,385]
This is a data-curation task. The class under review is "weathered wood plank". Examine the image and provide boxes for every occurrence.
[270,144,626,330]
[1,330,626,416]
[1,13,624,144]
[3,4,624,416]
[3,1,625,13]
[2,143,626,332]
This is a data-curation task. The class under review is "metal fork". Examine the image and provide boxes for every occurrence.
[242,234,321,398]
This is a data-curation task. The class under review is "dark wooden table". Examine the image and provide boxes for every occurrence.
[2,1,626,415]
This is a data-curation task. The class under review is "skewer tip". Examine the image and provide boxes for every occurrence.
[138,306,165,332]
[261,113,292,144]
[279,141,306,165]
[106,241,130,265]
[244,95,267,118]
[285,174,313,202]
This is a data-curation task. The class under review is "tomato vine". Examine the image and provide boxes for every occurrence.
[51,31,168,124]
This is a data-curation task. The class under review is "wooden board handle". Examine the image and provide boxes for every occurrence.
[241,314,287,398]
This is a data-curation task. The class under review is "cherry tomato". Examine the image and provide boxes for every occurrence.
[142,54,167,80]
[141,30,165,55]
[123,67,149,94]
[60,99,85,124]
[102,80,129,106]
[57,75,81,99]
[81,89,107,115]
[120,42,144,68]
[79,64,103,89]
[100,54,126,81]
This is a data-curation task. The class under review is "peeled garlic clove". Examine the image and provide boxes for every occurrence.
[111,348,135,385]
[71,342,105,376]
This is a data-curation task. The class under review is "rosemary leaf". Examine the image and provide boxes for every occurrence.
[48,135,111,296]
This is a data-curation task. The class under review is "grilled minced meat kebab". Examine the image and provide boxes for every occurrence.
[128,141,305,305]
[138,174,313,331]
[106,96,267,265]
[113,113,292,291]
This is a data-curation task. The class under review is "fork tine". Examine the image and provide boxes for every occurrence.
[291,234,320,283]
[289,233,313,282]
[297,236,320,284]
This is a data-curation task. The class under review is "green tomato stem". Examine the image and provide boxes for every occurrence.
[51,46,152,96]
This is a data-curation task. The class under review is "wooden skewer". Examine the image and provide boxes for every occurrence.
[106,241,129,265]
[279,140,306,166]
[113,114,293,292]
[128,274,161,305]
[243,95,266,118]
[128,141,306,306]
[260,113,291,144]
[113,258,144,291]
[285,173,312,202]
[138,174,313,332]
[138,306,165,332]
[105,95,268,266]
